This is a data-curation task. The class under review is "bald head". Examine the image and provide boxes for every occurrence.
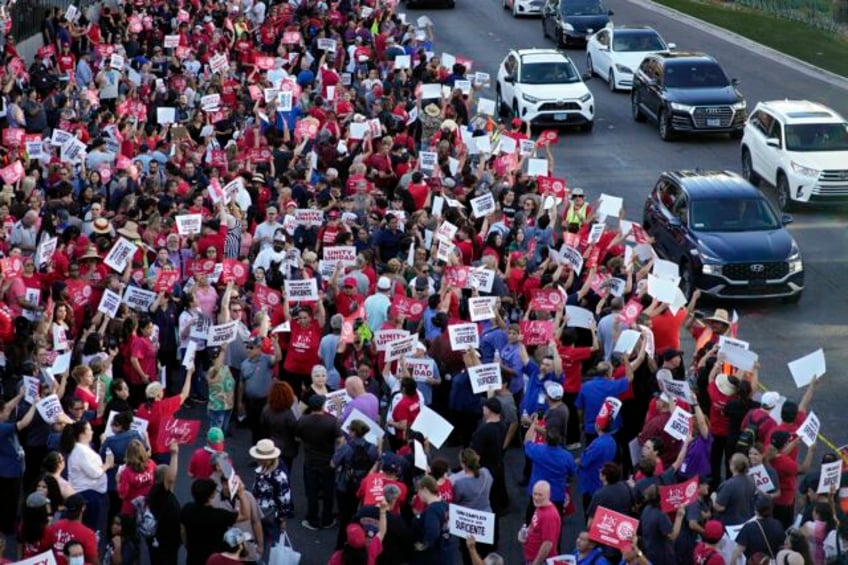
[345,376,365,397]
[532,480,551,507]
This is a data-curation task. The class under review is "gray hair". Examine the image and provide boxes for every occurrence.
[484,555,505,565]
[311,365,328,378]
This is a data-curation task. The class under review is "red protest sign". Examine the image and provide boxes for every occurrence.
[584,246,602,270]
[294,117,320,140]
[0,256,22,279]
[221,259,249,286]
[391,296,426,322]
[282,31,301,44]
[0,161,24,185]
[531,289,564,312]
[442,266,470,289]
[255,56,275,70]
[520,320,554,346]
[209,149,228,168]
[537,176,568,200]
[588,506,639,550]
[253,284,282,310]
[618,298,644,326]
[631,223,650,244]
[537,130,560,146]
[588,272,610,295]
[2,128,25,147]
[154,269,180,293]
[249,147,272,163]
[187,259,216,277]
[156,417,200,452]
[659,476,700,513]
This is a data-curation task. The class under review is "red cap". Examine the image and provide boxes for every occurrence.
[346,524,366,548]
[343,277,357,287]
[511,118,523,128]
[703,520,724,543]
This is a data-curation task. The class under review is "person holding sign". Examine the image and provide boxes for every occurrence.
[767,431,817,528]
[637,485,687,565]
[282,298,326,392]
[136,364,193,464]
[0,386,39,534]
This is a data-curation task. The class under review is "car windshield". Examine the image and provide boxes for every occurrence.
[561,0,606,16]
[785,123,848,152]
[664,62,730,88]
[613,31,666,52]
[520,61,580,84]
[690,198,781,232]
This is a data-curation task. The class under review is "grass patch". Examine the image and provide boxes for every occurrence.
[650,0,848,77]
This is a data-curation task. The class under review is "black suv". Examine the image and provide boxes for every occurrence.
[542,0,613,48]
[631,52,746,141]
[642,170,804,302]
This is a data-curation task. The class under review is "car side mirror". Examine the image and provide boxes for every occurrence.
[599,44,609,51]
[608,9,614,15]
[504,75,515,84]
[667,42,677,50]
[766,137,780,148]
[731,78,741,86]
[781,214,794,225]
[582,72,592,81]
[668,217,682,228]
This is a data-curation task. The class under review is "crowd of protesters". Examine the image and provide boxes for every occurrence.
[0,0,844,564]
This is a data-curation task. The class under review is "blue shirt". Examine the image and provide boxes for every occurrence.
[101,429,147,491]
[578,547,611,565]
[578,434,618,496]
[479,326,507,364]
[524,442,576,503]
[499,342,524,395]
[449,370,482,414]
[575,377,629,434]
[521,361,562,416]
[423,308,442,341]
[0,422,23,478]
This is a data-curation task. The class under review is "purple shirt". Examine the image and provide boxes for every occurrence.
[680,433,713,480]
[340,393,380,424]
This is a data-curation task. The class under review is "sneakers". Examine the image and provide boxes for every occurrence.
[566,442,582,451]
[301,520,320,531]
[321,519,338,529]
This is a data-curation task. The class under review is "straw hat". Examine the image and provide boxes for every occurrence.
[424,103,441,118]
[249,439,281,460]
[440,119,458,132]
[706,308,731,326]
[716,373,738,396]
[91,217,112,235]
[79,246,100,261]
[117,221,141,240]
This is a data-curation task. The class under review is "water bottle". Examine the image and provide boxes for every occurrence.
[494,350,501,364]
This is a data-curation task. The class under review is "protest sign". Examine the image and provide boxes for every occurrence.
[325,389,352,419]
[531,289,564,312]
[154,269,180,293]
[284,279,319,302]
[322,246,357,266]
[104,237,136,273]
[468,268,496,293]
[527,158,547,177]
[220,260,249,286]
[163,35,180,48]
[520,320,554,346]
[448,323,479,351]
[468,363,502,394]
[294,209,324,227]
[103,410,149,438]
[468,297,497,322]
[587,506,639,550]
[374,329,410,352]
[23,376,40,404]
[749,464,776,493]
[547,557,577,565]
[565,306,595,330]
[797,411,820,447]
[253,284,282,310]
[436,220,458,244]
[175,214,203,235]
[97,289,122,318]
[386,335,417,362]
[598,194,623,219]
[478,98,496,115]
[407,359,436,383]
[818,460,842,494]
[36,395,64,424]
[207,322,238,346]
[156,418,201,451]
[663,406,691,441]
[411,405,454,448]
[470,193,496,219]
[414,440,428,471]
[123,286,157,312]
[448,504,496,545]
[342,408,385,446]
[658,374,694,404]
[16,550,57,565]
[558,245,584,275]
[788,349,826,388]
[653,258,680,281]
[647,274,678,304]
[659,476,700,512]
[391,296,426,322]
[182,341,198,369]
[618,298,644,326]
[0,256,22,279]
[720,345,758,372]
[614,329,641,355]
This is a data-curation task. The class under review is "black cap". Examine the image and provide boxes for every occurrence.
[483,398,503,415]
[307,394,327,410]
[65,493,86,513]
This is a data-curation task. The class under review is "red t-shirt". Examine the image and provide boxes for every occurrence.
[411,480,454,515]
[328,537,383,565]
[764,411,806,462]
[40,519,99,565]
[188,446,217,480]
[130,335,157,386]
[283,320,322,375]
[117,460,156,515]
[357,472,408,513]
[335,291,364,318]
[771,453,798,506]
[391,395,421,439]
[693,542,726,565]
[523,503,562,562]
[408,182,429,210]
[707,381,733,437]
[651,309,688,354]
[558,346,593,394]
[136,395,181,454]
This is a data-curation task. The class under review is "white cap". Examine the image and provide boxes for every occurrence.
[377,276,392,291]
[544,381,564,400]
[760,391,780,409]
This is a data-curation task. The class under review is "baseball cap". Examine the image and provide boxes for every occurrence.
[544,381,564,400]
[207,427,224,449]
[26,492,50,509]
[571,187,585,198]
[511,117,522,128]
[760,391,780,409]
[702,520,724,543]
[377,276,392,290]
[343,277,357,287]
[346,524,367,549]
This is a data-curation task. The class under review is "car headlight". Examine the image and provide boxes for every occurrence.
[614,64,633,74]
[563,23,575,31]
[787,243,803,274]
[522,93,541,104]
[732,100,747,111]
[578,93,592,103]
[670,102,693,112]
[790,161,820,177]
[702,264,722,275]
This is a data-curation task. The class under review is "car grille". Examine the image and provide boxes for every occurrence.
[691,106,733,128]
[538,101,581,112]
[722,262,789,281]
[721,284,792,297]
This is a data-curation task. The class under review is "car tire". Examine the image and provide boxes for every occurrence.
[586,54,594,77]
[658,109,675,141]
[741,147,759,185]
[679,260,695,299]
[580,121,594,133]
[608,69,616,92]
[777,172,795,211]
[782,291,802,304]
[631,91,646,122]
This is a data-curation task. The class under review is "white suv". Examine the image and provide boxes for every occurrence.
[741,100,848,210]
[496,49,595,131]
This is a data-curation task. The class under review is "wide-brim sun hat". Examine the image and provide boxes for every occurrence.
[249,438,281,460]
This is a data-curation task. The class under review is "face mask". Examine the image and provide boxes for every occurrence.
[69,557,84,565]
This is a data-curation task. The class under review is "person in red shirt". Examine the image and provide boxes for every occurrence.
[558,328,599,447]
[39,494,99,565]
[331,275,365,318]
[116,439,156,516]
[127,318,159,406]
[196,217,228,258]
[356,455,408,513]
[387,378,421,443]
[407,172,430,211]
[57,43,76,75]
[649,289,700,357]
[282,299,326,391]
[693,520,727,565]
[762,378,816,461]
[707,369,738,490]
[187,427,226,480]
[328,508,387,565]
[768,431,816,528]
[135,364,191,464]
[521,480,561,564]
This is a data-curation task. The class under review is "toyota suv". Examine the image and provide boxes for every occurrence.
[496,49,595,131]
[643,170,804,302]
[631,52,746,141]
[741,100,848,211]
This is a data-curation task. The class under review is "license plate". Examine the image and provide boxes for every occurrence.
[554,113,568,121]
[706,118,721,127]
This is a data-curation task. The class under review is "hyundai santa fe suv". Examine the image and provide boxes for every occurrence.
[643,170,804,302]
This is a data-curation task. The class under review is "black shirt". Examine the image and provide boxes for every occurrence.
[588,481,635,519]
[470,420,506,472]
[295,412,342,468]
[179,502,237,565]
[736,517,785,558]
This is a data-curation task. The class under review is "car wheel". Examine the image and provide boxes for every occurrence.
[631,92,646,122]
[586,54,594,77]
[608,69,616,92]
[658,109,675,141]
[580,121,594,132]
[679,260,695,299]
[782,291,802,304]
[777,172,795,211]
[741,147,759,185]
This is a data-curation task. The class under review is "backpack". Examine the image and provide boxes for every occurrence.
[736,411,768,453]
[339,443,373,493]
[133,496,158,539]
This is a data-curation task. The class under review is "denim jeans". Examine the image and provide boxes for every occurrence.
[207,409,232,433]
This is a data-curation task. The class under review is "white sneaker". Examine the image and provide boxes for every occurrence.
[566,442,582,450]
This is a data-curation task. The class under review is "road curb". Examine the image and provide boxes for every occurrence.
[627,0,848,91]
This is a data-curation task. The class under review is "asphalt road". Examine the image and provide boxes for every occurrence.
[173,3,848,564]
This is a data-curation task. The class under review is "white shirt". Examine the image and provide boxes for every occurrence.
[67,443,107,494]
[253,221,284,251]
